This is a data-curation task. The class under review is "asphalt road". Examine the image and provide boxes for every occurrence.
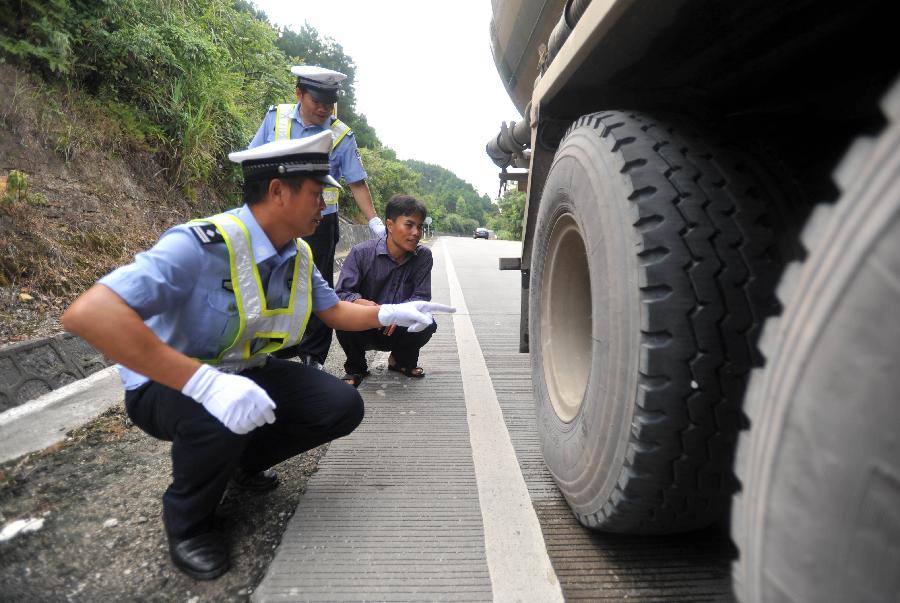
[254,236,735,601]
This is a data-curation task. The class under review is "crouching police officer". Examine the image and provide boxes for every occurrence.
[61,131,454,580]
[250,65,384,370]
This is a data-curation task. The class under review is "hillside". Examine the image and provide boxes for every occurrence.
[0,1,512,347]
[0,64,229,345]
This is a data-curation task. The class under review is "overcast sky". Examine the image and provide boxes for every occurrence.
[251,0,522,200]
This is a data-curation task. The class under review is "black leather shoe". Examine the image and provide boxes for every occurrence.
[229,467,279,492]
[168,531,229,580]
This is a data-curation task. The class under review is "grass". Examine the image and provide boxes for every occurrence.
[0,66,226,321]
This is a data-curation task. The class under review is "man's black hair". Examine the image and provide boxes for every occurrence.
[385,194,427,222]
[243,175,310,206]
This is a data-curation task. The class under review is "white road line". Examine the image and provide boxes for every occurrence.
[441,240,564,603]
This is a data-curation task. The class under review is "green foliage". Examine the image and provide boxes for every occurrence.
[5,170,28,200]
[1,0,288,193]
[341,147,421,221]
[404,160,497,232]
[491,189,526,240]
[1,169,47,208]
[1,0,495,226]
[0,0,75,75]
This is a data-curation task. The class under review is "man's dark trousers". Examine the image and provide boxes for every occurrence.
[274,211,339,364]
[337,321,438,375]
[123,358,363,539]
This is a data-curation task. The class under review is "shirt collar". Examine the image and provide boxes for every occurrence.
[233,204,297,265]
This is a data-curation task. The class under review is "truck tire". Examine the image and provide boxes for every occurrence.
[530,111,781,533]
[732,80,900,602]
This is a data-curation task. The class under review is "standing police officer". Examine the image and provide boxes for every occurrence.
[249,65,384,369]
[62,132,453,580]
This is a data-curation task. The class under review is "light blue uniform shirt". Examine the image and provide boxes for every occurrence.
[248,103,367,216]
[99,204,339,390]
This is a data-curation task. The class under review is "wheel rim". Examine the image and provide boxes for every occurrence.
[540,213,592,423]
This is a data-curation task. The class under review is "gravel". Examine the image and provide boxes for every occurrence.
[0,349,364,601]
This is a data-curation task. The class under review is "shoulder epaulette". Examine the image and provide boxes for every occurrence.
[188,222,225,245]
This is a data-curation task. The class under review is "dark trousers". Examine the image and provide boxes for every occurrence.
[336,321,438,375]
[274,211,339,364]
[124,358,363,539]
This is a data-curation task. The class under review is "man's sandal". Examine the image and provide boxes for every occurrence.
[387,364,426,379]
[341,372,369,388]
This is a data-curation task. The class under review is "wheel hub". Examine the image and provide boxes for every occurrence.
[540,214,592,423]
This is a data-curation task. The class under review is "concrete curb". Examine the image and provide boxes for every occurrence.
[0,366,122,464]
[0,333,110,412]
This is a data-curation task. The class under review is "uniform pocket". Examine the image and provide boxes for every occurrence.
[206,289,239,347]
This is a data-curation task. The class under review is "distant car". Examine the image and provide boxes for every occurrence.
[473,228,489,239]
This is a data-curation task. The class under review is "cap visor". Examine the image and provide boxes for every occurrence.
[306,87,338,104]
[317,174,341,189]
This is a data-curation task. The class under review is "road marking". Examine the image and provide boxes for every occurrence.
[441,240,564,602]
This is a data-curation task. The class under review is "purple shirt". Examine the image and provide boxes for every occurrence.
[335,238,432,304]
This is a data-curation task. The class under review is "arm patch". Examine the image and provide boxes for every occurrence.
[189,223,224,245]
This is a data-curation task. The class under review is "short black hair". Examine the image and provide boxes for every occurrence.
[243,175,310,206]
[385,194,427,222]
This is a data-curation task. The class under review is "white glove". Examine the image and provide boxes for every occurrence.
[182,364,276,435]
[378,301,456,333]
[368,217,386,238]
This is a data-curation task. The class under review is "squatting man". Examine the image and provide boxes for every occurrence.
[335,194,438,388]
[61,131,455,580]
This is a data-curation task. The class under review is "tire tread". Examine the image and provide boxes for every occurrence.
[563,111,781,532]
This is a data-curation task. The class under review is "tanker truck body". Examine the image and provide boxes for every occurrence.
[487,1,899,600]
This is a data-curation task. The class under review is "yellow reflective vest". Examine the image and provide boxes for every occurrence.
[193,212,313,372]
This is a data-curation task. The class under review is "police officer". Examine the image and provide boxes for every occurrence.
[249,65,384,369]
[61,132,454,580]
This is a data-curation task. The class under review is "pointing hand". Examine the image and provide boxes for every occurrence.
[378,300,456,333]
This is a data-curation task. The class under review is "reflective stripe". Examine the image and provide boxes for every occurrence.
[191,214,313,371]
[330,118,350,150]
[274,104,294,141]
[324,120,350,209]
[322,187,339,206]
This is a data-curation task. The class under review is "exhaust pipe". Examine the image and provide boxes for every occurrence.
[485,102,532,170]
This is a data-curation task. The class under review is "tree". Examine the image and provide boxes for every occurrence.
[340,146,420,221]
[495,189,525,240]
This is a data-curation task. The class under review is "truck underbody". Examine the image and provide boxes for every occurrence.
[488,1,899,600]
[510,0,895,267]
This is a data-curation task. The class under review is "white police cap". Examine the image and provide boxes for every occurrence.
[229,130,340,188]
[290,65,346,103]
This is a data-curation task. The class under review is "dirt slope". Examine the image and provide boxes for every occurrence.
[0,64,228,345]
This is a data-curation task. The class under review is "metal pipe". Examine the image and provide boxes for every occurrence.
[566,0,592,28]
[485,1,594,169]
[485,102,532,169]
[547,0,592,70]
